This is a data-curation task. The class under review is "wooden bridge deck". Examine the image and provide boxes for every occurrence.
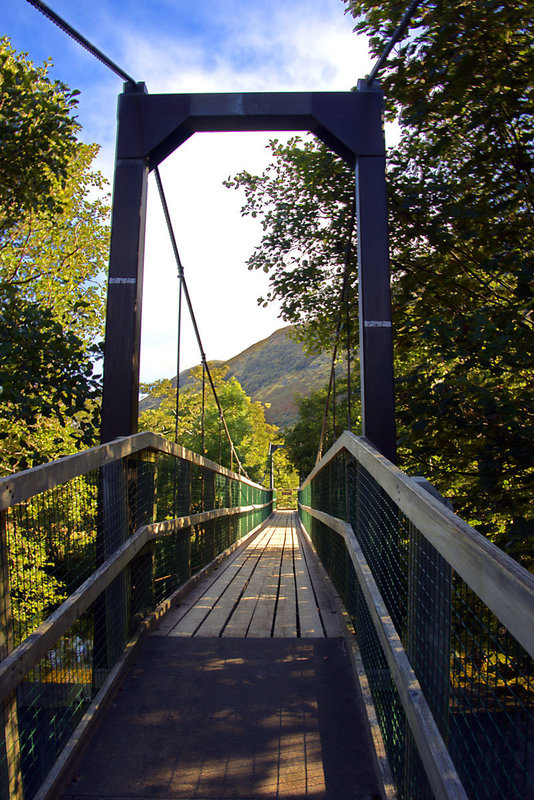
[62,512,381,800]
[152,511,343,639]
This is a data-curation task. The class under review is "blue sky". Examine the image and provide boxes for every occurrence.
[4,0,374,382]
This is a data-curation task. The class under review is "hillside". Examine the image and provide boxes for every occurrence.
[140,326,331,429]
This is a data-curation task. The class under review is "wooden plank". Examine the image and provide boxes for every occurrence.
[0,432,154,511]
[173,529,273,636]
[296,518,343,638]
[193,527,275,637]
[169,530,274,636]
[273,522,298,637]
[145,503,271,540]
[246,527,284,637]
[223,524,283,637]
[222,529,275,637]
[152,535,256,636]
[169,527,273,637]
[0,430,269,513]
[291,514,324,637]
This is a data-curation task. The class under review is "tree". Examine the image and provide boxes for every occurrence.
[0,42,109,645]
[227,1,534,563]
[0,140,109,474]
[0,289,101,473]
[0,43,109,474]
[0,37,80,234]
[0,142,109,345]
[285,372,361,479]
[140,365,279,484]
[224,138,356,352]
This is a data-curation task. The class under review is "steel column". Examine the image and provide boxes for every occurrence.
[100,86,396,456]
[355,81,396,463]
[101,82,149,444]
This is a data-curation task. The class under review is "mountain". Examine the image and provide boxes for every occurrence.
[140,326,332,429]
[223,327,331,428]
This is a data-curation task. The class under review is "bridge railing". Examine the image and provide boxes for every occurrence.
[0,432,273,800]
[299,431,534,800]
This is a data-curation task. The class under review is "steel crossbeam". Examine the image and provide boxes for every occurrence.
[101,84,396,462]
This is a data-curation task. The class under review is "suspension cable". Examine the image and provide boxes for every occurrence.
[26,0,137,85]
[367,0,422,85]
[154,167,250,479]
[201,362,206,455]
[315,203,356,465]
[172,279,183,518]
[346,282,352,431]
[174,281,183,443]
[332,363,337,443]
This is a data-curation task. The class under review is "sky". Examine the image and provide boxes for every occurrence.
[4,0,376,383]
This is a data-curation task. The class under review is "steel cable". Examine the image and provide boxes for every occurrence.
[315,204,356,465]
[367,0,422,85]
[26,0,137,85]
[154,167,250,479]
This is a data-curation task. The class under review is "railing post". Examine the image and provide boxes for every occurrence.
[407,478,452,729]
[100,81,149,444]
[404,477,452,796]
[94,460,130,686]
[129,451,158,627]
[355,80,396,464]
[0,511,23,800]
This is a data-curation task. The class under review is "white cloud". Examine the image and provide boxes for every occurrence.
[83,1,375,382]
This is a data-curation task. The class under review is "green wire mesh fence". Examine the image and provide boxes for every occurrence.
[0,433,273,800]
[299,433,534,800]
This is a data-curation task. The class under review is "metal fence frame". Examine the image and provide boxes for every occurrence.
[299,431,534,800]
[0,432,274,800]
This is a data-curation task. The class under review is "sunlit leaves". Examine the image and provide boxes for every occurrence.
[225,137,356,353]
[0,42,109,473]
[0,37,80,234]
[140,365,279,484]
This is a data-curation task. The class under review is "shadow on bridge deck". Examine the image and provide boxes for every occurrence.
[61,513,382,800]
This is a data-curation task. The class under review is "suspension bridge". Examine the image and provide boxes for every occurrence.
[2,2,534,799]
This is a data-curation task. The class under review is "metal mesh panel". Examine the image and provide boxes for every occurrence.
[299,449,534,800]
[2,472,99,648]
[0,572,132,800]
[155,454,191,520]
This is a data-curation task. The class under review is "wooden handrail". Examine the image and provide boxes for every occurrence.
[0,431,267,511]
[298,506,468,800]
[300,430,534,662]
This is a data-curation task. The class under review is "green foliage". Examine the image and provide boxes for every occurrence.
[1,141,109,345]
[0,42,109,640]
[346,0,534,555]
[225,138,356,352]
[272,448,300,493]
[0,44,109,475]
[140,364,279,484]
[228,1,534,564]
[0,289,101,473]
[285,373,361,479]
[0,37,80,234]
